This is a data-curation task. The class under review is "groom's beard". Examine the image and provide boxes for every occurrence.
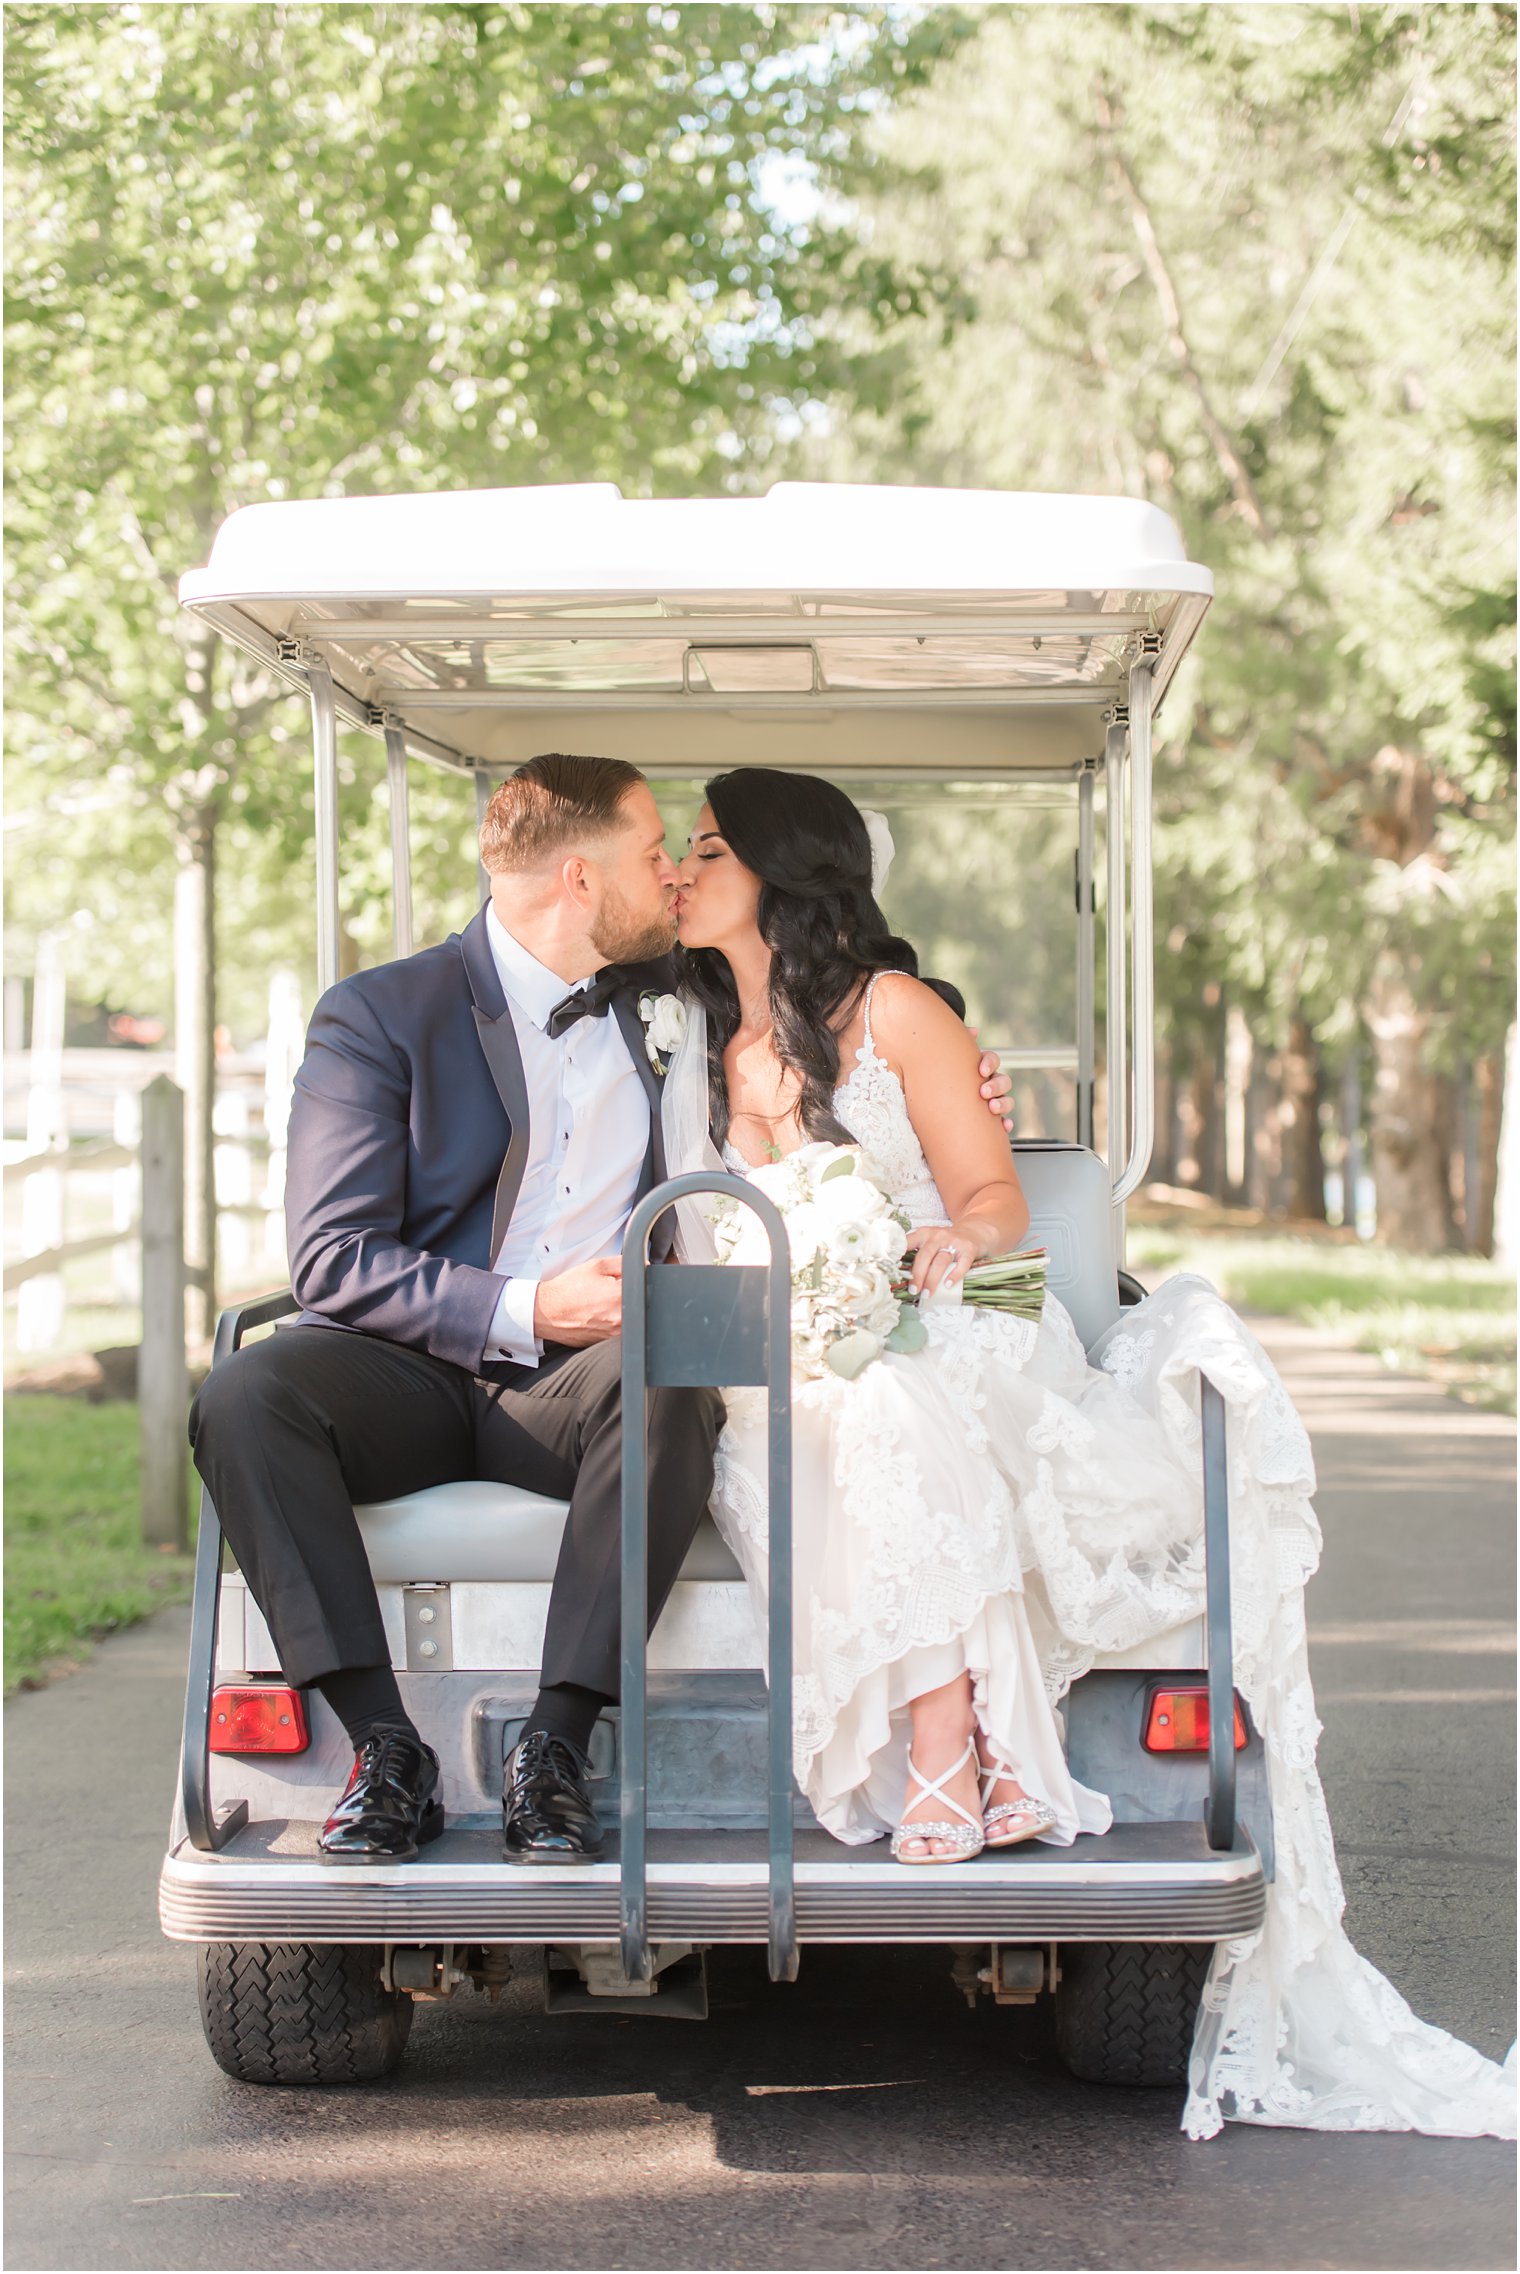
[590,885,678,967]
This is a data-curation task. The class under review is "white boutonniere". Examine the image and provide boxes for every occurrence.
[637,990,686,1075]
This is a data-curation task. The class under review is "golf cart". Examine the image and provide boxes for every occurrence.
[162,483,1270,2087]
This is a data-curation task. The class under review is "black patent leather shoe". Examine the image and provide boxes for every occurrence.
[502,1730,604,1864]
[318,1731,445,1864]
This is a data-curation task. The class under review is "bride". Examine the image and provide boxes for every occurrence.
[660,764,1514,2140]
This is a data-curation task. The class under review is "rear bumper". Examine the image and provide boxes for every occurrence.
[160,1819,1266,1946]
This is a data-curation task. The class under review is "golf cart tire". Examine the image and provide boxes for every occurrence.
[1054,1940,1211,2087]
[198,1942,414,2085]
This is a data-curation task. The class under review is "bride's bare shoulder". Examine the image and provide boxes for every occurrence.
[853,970,970,1070]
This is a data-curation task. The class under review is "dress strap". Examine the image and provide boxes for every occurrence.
[860,970,906,1057]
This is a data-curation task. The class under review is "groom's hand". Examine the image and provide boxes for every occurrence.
[533,1258,623,1347]
[969,1028,1015,1136]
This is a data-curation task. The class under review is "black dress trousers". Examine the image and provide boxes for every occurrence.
[187,1325,722,1694]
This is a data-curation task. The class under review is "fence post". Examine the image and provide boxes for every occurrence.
[140,1074,189,1552]
[17,932,67,1351]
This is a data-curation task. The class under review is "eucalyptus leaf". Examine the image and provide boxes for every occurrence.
[825,1329,882,1380]
[885,1306,929,1355]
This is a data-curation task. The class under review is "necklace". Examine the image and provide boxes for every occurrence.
[729,1101,795,1164]
[728,1016,797,1165]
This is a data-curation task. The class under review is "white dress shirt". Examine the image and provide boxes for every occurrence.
[483,906,650,1367]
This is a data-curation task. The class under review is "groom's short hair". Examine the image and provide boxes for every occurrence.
[480,752,647,873]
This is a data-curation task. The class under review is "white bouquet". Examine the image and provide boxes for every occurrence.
[713,1140,1049,1382]
[712,1142,922,1381]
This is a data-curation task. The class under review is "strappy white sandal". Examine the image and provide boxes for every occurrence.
[979,1756,1058,1848]
[891,1738,986,1865]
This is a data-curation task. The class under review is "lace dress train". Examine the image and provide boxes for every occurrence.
[703,975,1515,2140]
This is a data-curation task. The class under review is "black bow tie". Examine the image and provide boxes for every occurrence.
[544,971,621,1040]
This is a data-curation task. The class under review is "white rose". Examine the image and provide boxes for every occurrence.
[829,1262,893,1320]
[866,1216,909,1269]
[781,1203,827,1271]
[812,1171,889,1232]
[638,991,686,1070]
[825,1214,907,1272]
[652,994,686,1052]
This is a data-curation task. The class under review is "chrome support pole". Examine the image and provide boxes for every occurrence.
[385,725,415,962]
[1200,1377,1238,1851]
[1103,718,1128,1204]
[475,767,492,905]
[308,660,341,998]
[1112,663,1156,1209]
[1076,764,1096,1148]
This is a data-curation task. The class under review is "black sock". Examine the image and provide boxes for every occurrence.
[521,1680,609,1760]
[317,1663,422,1753]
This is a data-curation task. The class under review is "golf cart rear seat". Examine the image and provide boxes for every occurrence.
[216,1144,1204,1681]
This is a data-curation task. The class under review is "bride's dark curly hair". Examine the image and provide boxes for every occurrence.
[679,767,921,1146]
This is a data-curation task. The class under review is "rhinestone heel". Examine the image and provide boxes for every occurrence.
[891,1737,986,1865]
[979,1754,1057,1848]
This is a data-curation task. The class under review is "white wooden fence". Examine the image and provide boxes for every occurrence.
[3,964,306,1549]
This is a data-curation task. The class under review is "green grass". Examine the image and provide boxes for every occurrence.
[1126,1229,1517,1416]
[3,1396,196,1693]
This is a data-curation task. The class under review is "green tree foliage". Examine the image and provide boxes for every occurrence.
[804,2,1515,1240]
[5,0,966,1015]
[4,0,967,1317]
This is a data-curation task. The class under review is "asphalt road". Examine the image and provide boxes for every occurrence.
[5,1322,1515,2273]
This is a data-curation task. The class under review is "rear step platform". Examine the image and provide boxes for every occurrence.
[162,1819,1265,1944]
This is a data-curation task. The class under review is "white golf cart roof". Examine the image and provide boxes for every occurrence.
[180,483,1212,778]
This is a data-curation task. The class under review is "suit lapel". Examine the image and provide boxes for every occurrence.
[461,909,677,1264]
[460,905,532,1260]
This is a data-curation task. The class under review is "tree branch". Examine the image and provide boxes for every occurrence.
[1093,84,1270,540]
[104,483,182,602]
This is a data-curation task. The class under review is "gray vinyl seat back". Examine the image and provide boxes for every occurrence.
[1011,1141,1119,1353]
[352,1144,1118,1586]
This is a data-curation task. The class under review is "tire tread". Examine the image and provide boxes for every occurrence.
[1054,1940,1211,2087]
[198,1942,413,2086]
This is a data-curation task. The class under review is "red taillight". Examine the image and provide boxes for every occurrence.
[209,1685,309,1754]
[1143,1686,1248,1753]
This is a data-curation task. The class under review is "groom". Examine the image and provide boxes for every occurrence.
[189,752,1014,1867]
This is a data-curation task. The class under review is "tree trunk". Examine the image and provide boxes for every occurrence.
[1470,1047,1503,1257]
[1174,1043,1203,1189]
[1492,1025,1518,1270]
[1431,1070,1464,1250]
[1223,1004,1252,1206]
[1247,1051,1282,1217]
[174,813,217,1341]
[1366,952,1452,1252]
[1190,1038,1222,1199]
[1152,1039,1176,1185]
[1280,1012,1328,1223]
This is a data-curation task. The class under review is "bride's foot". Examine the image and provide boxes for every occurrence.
[892,1738,985,1863]
[976,1739,1057,1848]
[893,1681,985,1862]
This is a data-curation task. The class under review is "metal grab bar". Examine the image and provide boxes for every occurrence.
[619,1173,796,1984]
[1104,717,1128,1189]
[1111,660,1156,1207]
[383,724,414,961]
[1199,1377,1237,1850]
[308,661,340,1000]
[180,1287,301,1853]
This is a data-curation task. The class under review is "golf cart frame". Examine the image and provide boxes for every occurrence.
[163,484,1266,2084]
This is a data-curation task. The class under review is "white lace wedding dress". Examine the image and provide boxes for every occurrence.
[686,976,1515,2142]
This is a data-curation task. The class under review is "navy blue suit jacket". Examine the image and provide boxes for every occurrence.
[284,905,674,1378]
